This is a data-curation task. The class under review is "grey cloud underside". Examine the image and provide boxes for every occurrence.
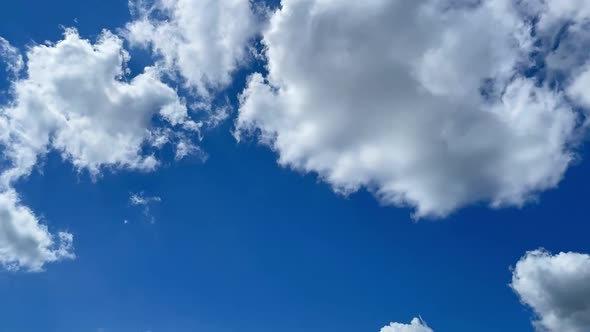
[511,250,590,332]
[236,0,590,217]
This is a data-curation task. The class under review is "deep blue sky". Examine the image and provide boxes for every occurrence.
[1,1,589,332]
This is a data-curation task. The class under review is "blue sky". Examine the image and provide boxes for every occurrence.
[1,1,590,332]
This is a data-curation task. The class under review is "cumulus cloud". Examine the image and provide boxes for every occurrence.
[0,28,199,186]
[381,318,433,332]
[235,0,590,218]
[511,249,590,332]
[125,0,263,97]
[0,189,74,271]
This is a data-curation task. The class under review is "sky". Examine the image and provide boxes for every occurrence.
[0,1,590,332]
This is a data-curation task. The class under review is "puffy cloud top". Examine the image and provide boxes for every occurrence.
[0,28,196,185]
[126,0,262,97]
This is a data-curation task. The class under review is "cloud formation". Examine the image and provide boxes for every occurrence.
[130,192,162,223]
[511,249,590,332]
[0,29,196,270]
[0,37,23,76]
[0,189,74,271]
[0,28,198,185]
[130,193,162,206]
[125,0,262,97]
[381,318,433,332]
[236,0,589,218]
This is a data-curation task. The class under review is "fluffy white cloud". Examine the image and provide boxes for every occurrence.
[125,0,262,97]
[236,0,588,218]
[0,28,197,186]
[0,189,74,272]
[381,318,433,332]
[511,249,590,332]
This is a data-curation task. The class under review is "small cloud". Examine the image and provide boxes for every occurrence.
[511,249,590,332]
[0,189,74,271]
[381,317,433,332]
[0,36,23,76]
[130,192,161,206]
[129,192,161,224]
[175,140,207,161]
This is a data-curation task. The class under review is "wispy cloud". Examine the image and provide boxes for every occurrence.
[129,192,162,224]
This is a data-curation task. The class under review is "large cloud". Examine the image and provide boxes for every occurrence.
[511,250,590,332]
[125,0,262,97]
[0,189,74,271]
[0,29,196,270]
[381,318,433,332]
[236,0,589,218]
[0,28,197,185]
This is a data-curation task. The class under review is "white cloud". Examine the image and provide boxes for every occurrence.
[531,1,590,118]
[130,192,161,223]
[236,0,586,218]
[0,189,74,272]
[130,192,161,206]
[0,28,198,187]
[125,0,263,97]
[0,37,23,76]
[381,318,433,332]
[511,249,590,332]
[175,140,205,161]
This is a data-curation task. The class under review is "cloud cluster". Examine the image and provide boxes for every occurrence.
[125,0,262,97]
[0,29,199,270]
[511,250,590,332]
[2,0,590,272]
[236,0,590,217]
